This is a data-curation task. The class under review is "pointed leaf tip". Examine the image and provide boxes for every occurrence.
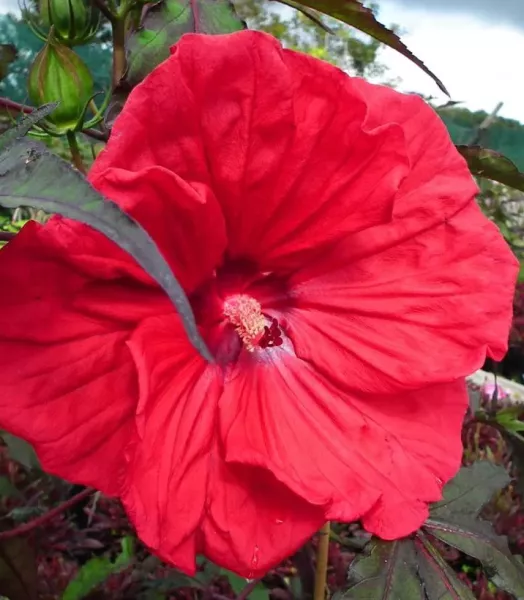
[282,0,449,95]
[0,103,58,152]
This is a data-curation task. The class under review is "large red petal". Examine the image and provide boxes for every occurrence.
[89,165,227,293]
[91,31,409,271]
[283,196,517,395]
[124,314,323,576]
[220,346,467,539]
[0,222,170,494]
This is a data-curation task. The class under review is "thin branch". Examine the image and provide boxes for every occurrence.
[0,231,16,242]
[83,127,109,142]
[470,101,504,145]
[0,487,94,539]
[237,578,262,600]
[313,522,330,600]
[91,0,115,22]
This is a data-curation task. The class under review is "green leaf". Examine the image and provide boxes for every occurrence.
[518,261,524,283]
[1,433,40,471]
[494,405,524,433]
[429,462,510,520]
[424,518,524,599]
[333,539,425,599]
[0,537,38,600]
[414,531,476,600]
[286,0,448,95]
[0,121,212,362]
[62,537,134,600]
[142,571,197,597]
[0,476,21,500]
[457,145,524,192]
[125,0,245,87]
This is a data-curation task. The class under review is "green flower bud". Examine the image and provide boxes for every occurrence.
[28,34,94,133]
[39,0,100,46]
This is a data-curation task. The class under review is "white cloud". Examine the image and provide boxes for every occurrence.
[376,1,524,122]
[389,0,524,26]
[0,0,19,13]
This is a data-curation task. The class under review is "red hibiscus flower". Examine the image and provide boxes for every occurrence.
[0,31,517,576]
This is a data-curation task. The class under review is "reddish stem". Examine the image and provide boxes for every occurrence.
[0,232,15,242]
[0,97,32,114]
[0,487,93,540]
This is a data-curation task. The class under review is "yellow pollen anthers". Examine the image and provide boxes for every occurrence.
[223,294,266,351]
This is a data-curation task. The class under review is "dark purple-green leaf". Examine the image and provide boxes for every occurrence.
[284,0,448,95]
[429,461,510,520]
[457,145,524,192]
[414,532,475,600]
[424,518,524,598]
[333,539,425,599]
[0,537,37,600]
[0,433,40,470]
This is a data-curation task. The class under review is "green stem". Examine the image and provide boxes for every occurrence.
[111,17,127,88]
[313,522,330,600]
[66,131,87,175]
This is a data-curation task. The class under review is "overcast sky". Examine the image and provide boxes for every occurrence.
[390,0,524,26]
[1,0,523,122]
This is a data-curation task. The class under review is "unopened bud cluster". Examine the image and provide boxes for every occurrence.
[26,0,99,133]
